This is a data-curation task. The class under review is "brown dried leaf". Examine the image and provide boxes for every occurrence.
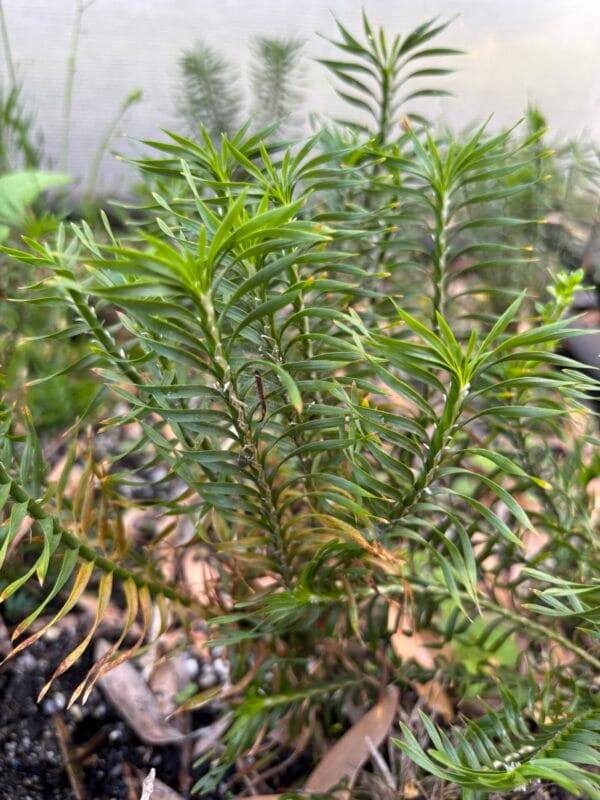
[303,685,399,793]
[76,593,143,640]
[193,713,232,759]
[0,614,11,657]
[182,549,220,606]
[149,652,188,720]
[387,602,454,723]
[47,457,83,499]
[235,796,281,799]
[135,766,183,800]
[387,601,445,669]
[588,476,600,529]
[95,639,186,744]
[414,680,454,724]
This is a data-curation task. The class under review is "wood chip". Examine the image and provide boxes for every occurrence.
[303,685,399,793]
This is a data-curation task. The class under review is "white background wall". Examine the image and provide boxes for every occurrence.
[3,0,600,195]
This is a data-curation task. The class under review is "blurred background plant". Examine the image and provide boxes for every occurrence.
[176,34,304,141]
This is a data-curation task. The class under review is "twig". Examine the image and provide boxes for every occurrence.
[366,734,396,790]
[52,713,86,800]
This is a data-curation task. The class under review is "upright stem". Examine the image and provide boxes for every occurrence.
[201,293,292,585]
[84,88,141,204]
[61,0,92,175]
[432,188,450,334]
[0,0,16,89]
[389,377,464,523]
[377,67,390,146]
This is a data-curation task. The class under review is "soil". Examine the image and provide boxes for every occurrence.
[0,621,197,800]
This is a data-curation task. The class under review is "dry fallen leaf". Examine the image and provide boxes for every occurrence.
[77,594,143,639]
[96,639,186,744]
[387,601,454,723]
[182,548,220,606]
[0,614,11,657]
[387,600,446,669]
[414,680,454,724]
[148,652,188,719]
[588,476,600,529]
[303,684,399,793]
[140,768,155,800]
[137,767,183,800]
[193,713,233,759]
[235,796,281,800]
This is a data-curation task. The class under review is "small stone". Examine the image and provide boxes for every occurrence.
[92,702,107,718]
[68,704,83,721]
[42,698,57,715]
[19,652,36,670]
[43,627,62,642]
[184,657,199,679]
[212,657,229,682]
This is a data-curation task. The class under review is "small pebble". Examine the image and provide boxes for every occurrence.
[42,698,57,715]
[212,657,229,682]
[68,704,83,721]
[19,652,36,670]
[92,702,107,718]
[184,657,199,679]
[43,627,62,643]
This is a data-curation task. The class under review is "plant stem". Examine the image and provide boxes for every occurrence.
[377,66,390,146]
[0,0,16,89]
[61,0,92,175]
[84,89,142,204]
[388,378,464,522]
[432,188,450,333]
[201,292,292,585]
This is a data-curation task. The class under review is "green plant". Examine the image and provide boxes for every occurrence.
[318,12,460,142]
[177,42,243,140]
[2,12,600,800]
[251,36,304,128]
[0,1,138,431]
[176,35,304,140]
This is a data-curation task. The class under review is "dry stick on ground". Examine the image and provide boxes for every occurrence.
[52,712,86,800]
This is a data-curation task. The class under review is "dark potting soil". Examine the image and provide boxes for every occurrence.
[0,623,188,800]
